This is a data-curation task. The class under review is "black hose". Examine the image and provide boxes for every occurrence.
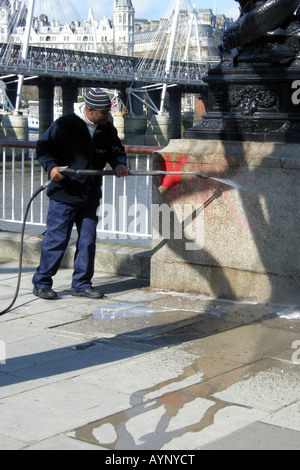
[0,180,53,316]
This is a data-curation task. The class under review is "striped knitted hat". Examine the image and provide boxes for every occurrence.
[85,88,111,110]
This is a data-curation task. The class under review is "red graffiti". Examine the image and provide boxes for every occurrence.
[159,154,188,191]
[157,152,257,235]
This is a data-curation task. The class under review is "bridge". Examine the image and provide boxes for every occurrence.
[0,43,217,88]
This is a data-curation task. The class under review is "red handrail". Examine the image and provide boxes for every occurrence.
[0,139,164,154]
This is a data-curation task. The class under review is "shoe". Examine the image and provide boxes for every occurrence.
[33,287,58,300]
[71,288,104,299]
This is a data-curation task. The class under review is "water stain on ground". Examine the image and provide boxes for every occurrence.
[51,294,300,450]
[72,344,297,450]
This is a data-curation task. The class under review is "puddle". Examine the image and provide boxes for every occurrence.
[93,303,157,320]
[69,342,96,351]
[93,300,240,322]
[92,301,226,322]
[276,308,300,320]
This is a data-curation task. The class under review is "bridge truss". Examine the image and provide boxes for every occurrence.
[0,43,215,84]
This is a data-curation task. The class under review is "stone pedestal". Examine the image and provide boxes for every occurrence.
[151,139,300,304]
[145,114,179,146]
[112,113,125,141]
[124,114,147,145]
[0,113,29,158]
[1,113,29,141]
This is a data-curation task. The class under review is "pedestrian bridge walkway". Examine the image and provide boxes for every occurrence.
[0,42,217,87]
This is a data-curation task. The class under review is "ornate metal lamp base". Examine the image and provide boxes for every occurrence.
[184,61,300,143]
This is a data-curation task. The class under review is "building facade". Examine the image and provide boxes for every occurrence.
[0,0,232,60]
[113,0,135,56]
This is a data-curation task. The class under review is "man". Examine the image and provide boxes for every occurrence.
[32,88,128,300]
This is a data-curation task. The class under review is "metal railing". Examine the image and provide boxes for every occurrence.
[0,43,215,86]
[0,140,161,247]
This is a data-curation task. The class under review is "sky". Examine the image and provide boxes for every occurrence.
[42,0,240,24]
[87,0,239,21]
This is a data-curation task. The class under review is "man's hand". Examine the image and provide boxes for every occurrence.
[50,166,68,182]
[115,164,129,178]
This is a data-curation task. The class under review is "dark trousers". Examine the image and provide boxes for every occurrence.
[32,199,99,291]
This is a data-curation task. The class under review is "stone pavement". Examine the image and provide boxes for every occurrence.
[0,259,300,451]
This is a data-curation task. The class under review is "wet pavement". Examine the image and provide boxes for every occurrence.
[0,259,300,450]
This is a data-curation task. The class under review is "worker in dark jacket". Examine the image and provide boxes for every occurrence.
[32,88,128,300]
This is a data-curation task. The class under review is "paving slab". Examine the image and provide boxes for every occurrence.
[197,422,300,450]
[0,260,300,451]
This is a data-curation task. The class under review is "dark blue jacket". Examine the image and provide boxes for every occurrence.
[36,113,127,206]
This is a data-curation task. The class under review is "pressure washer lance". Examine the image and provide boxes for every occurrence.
[0,168,240,316]
[58,168,241,189]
